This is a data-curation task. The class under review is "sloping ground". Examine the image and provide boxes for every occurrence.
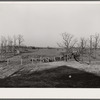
[1,61,100,87]
[63,61,100,76]
[21,61,100,77]
[1,60,100,79]
[0,62,58,79]
[0,62,65,79]
[0,48,63,79]
[1,65,100,87]
[0,64,24,78]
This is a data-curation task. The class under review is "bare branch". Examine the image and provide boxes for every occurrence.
[17,34,24,46]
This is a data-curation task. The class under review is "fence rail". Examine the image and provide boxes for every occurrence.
[4,56,68,66]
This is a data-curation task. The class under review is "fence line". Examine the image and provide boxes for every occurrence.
[5,56,65,66]
[5,53,77,66]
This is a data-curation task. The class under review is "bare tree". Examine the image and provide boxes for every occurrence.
[13,35,17,55]
[58,32,77,60]
[88,35,93,64]
[93,33,100,58]
[78,37,87,62]
[17,34,24,54]
[17,34,24,47]
[7,36,13,53]
[62,32,77,51]
[0,36,7,59]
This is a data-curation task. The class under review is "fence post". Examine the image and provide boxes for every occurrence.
[54,57,55,62]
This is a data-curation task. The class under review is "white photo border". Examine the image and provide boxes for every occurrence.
[0,1,100,99]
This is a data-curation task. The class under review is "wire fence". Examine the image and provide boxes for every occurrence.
[5,55,68,67]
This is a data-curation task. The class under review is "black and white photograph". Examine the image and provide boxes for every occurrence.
[0,1,100,88]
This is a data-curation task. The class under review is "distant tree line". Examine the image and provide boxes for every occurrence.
[0,34,24,58]
[58,32,100,64]
[1,32,100,64]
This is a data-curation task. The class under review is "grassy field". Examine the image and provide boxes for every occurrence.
[0,65,100,88]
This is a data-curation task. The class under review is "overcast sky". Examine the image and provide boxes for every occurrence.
[0,2,100,47]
